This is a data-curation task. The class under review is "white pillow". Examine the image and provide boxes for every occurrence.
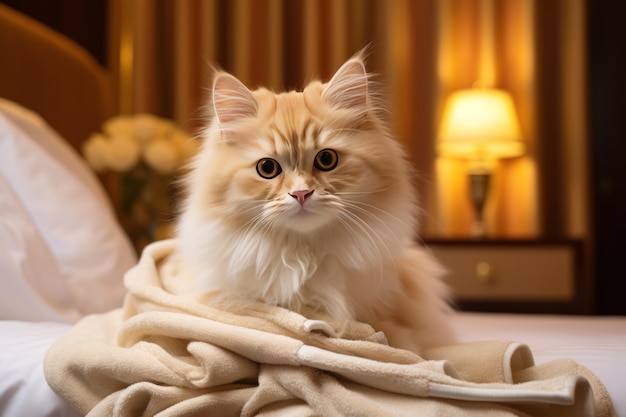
[0,99,137,322]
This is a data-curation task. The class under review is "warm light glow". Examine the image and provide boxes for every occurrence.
[437,88,525,160]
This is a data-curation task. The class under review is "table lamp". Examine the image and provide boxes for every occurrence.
[437,88,525,238]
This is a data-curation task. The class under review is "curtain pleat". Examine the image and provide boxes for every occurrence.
[560,0,588,238]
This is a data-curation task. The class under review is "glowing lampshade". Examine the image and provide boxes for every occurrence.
[437,88,525,160]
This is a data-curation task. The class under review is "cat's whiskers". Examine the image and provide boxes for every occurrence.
[254,217,286,299]
[339,203,402,279]
[345,208,397,275]
[334,187,393,197]
[225,204,266,241]
[335,207,387,281]
[224,200,265,218]
[334,213,387,298]
[227,213,266,274]
[340,198,414,231]
[339,201,402,246]
[226,200,281,266]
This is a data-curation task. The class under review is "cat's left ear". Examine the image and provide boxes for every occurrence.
[322,57,368,112]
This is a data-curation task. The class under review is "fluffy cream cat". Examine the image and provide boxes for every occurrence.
[176,54,454,352]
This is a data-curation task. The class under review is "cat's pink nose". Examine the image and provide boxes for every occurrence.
[289,189,314,206]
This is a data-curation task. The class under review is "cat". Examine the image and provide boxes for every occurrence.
[176,53,454,353]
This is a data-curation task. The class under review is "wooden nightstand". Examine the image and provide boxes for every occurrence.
[425,239,586,314]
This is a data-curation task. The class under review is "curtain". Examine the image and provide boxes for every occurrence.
[107,0,588,241]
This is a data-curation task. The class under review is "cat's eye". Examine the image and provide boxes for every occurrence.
[256,158,282,179]
[314,149,338,171]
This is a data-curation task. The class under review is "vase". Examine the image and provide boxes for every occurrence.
[120,164,176,255]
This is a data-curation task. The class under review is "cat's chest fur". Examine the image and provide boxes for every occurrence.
[181,217,400,322]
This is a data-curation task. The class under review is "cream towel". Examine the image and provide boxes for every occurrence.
[45,240,616,417]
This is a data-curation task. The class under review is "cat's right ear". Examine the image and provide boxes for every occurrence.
[212,73,258,126]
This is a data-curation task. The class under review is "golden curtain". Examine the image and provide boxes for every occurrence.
[108,0,588,240]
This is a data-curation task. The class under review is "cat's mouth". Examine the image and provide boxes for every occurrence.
[290,201,316,217]
[284,199,329,232]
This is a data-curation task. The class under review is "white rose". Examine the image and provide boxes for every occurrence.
[82,133,110,172]
[143,137,180,175]
[102,115,134,138]
[133,113,174,143]
[105,135,141,172]
[170,130,199,162]
[154,118,176,137]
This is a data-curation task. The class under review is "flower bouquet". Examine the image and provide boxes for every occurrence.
[83,114,198,253]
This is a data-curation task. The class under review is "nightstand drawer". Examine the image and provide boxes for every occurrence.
[424,240,585,313]
[430,245,575,300]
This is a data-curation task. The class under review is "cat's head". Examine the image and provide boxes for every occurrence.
[178,54,417,246]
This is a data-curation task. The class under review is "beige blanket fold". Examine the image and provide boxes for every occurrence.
[44,240,616,417]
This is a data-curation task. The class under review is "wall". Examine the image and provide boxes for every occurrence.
[0,0,108,65]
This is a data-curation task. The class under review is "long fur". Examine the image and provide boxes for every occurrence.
[176,54,454,352]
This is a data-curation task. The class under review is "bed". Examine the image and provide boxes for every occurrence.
[0,4,624,417]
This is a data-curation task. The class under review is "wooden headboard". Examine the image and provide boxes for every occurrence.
[0,3,122,212]
[0,3,114,153]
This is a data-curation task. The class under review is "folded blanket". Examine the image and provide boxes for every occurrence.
[45,240,616,417]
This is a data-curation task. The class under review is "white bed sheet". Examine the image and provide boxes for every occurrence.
[1,312,625,416]
[0,321,79,417]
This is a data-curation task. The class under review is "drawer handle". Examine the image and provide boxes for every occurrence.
[476,262,494,284]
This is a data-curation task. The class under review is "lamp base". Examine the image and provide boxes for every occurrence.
[468,171,491,239]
